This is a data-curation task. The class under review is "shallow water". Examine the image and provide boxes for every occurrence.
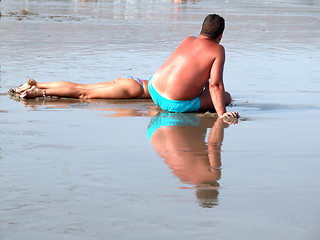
[1,0,320,239]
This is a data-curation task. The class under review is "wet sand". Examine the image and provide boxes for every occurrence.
[1,0,320,239]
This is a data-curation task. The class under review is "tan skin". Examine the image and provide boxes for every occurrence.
[152,34,238,118]
[16,77,150,99]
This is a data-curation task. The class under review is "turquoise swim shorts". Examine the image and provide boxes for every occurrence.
[147,112,201,140]
[148,79,201,113]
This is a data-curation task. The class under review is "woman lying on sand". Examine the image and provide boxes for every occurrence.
[15,76,150,99]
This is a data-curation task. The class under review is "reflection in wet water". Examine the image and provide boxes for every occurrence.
[8,93,159,115]
[148,112,228,208]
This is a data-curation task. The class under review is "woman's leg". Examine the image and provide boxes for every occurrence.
[37,81,116,90]
[16,79,82,93]
[83,78,143,99]
[20,86,82,98]
[20,78,144,99]
[16,79,116,93]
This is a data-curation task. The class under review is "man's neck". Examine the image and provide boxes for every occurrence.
[199,34,220,43]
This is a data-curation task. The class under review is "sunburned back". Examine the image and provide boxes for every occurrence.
[152,36,222,100]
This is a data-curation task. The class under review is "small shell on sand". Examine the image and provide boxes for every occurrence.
[7,10,39,16]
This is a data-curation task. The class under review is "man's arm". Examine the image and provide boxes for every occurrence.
[209,45,227,117]
[209,45,238,119]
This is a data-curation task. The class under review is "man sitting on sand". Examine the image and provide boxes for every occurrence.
[149,14,239,118]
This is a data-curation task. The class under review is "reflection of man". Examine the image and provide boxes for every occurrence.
[148,112,227,208]
[149,14,238,119]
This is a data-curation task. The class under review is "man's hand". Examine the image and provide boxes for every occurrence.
[220,111,239,118]
[219,111,239,124]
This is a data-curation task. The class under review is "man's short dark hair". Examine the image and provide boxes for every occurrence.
[200,14,225,39]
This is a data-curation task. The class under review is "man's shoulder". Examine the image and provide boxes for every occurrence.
[185,36,197,39]
[214,43,225,52]
[206,41,225,55]
[183,36,197,42]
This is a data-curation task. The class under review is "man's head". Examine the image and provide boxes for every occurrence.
[200,14,225,40]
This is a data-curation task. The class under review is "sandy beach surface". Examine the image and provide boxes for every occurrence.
[1,0,320,239]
